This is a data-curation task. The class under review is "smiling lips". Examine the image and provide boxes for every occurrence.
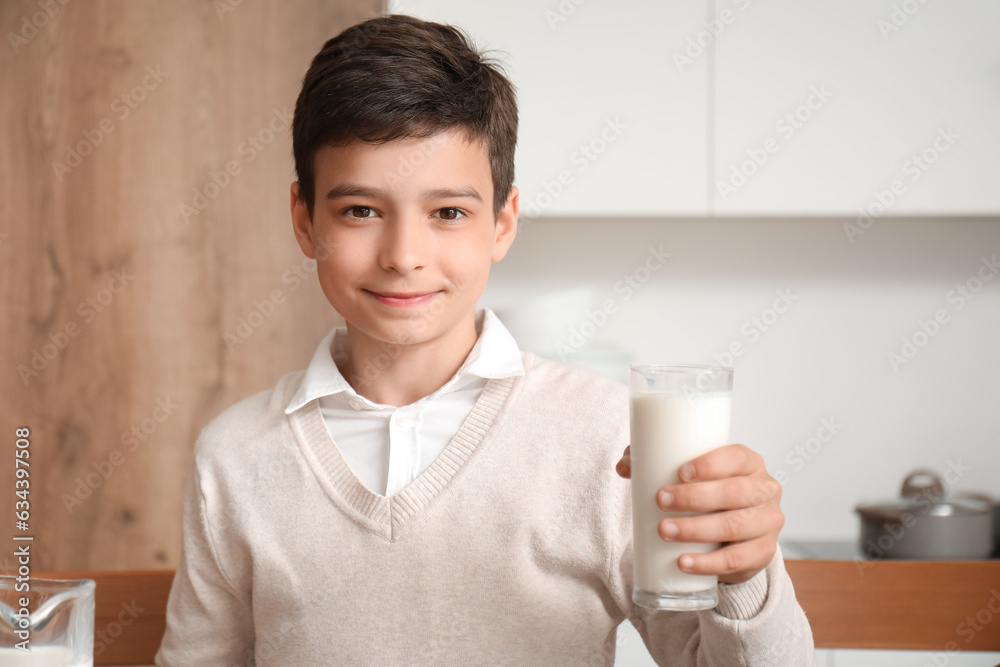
[365,289,440,307]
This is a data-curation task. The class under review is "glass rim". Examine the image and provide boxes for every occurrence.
[629,363,733,375]
[0,575,96,590]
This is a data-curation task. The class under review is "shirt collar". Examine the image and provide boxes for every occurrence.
[284,307,524,414]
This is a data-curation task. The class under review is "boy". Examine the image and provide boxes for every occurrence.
[155,13,816,666]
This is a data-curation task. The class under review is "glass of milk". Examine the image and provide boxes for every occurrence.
[0,575,95,666]
[629,364,733,611]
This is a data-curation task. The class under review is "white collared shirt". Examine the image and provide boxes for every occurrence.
[284,307,525,497]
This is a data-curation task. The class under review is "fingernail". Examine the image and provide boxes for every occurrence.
[679,464,695,481]
[662,522,679,539]
[679,555,694,570]
[657,490,673,509]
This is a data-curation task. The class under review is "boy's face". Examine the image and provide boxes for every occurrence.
[290,128,518,349]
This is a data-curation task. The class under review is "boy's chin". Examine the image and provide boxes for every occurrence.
[350,318,441,346]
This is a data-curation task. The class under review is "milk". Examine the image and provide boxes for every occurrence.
[630,391,732,596]
[0,646,89,666]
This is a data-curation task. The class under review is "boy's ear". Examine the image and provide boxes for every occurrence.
[290,182,316,260]
[491,185,518,263]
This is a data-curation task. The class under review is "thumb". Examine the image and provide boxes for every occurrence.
[615,445,631,479]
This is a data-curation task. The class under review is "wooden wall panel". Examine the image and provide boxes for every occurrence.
[1,0,380,571]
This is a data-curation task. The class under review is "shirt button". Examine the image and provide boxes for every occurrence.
[349,398,363,410]
[394,413,414,427]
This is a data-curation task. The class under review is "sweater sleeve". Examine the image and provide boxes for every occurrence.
[154,460,255,666]
[608,537,818,666]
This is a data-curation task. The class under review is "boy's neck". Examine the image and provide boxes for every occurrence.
[337,311,480,408]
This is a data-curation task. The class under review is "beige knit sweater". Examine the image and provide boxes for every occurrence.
[155,351,816,666]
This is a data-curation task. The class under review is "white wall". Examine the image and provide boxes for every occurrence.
[481,216,1000,542]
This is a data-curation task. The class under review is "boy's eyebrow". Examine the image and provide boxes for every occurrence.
[325,184,389,200]
[423,187,483,203]
[325,184,483,203]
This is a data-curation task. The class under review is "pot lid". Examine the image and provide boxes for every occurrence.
[854,469,992,521]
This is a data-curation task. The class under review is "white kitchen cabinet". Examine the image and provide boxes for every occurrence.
[390,0,710,216]
[713,0,1000,215]
[390,1,999,218]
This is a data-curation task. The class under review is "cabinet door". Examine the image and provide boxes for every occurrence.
[713,0,1000,215]
[392,0,709,216]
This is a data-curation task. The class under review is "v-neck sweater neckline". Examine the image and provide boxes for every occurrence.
[287,372,522,543]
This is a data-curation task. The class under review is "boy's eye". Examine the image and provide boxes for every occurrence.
[436,207,466,221]
[346,206,375,219]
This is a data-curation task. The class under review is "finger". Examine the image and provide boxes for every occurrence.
[676,535,777,580]
[616,447,630,478]
[656,475,780,513]
[658,503,783,544]
[677,443,763,483]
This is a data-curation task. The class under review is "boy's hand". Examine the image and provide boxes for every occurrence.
[615,443,783,585]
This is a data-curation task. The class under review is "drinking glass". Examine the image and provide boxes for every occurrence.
[0,575,95,666]
[629,364,733,611]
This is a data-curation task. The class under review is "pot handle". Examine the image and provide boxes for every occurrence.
[901,469,946,499]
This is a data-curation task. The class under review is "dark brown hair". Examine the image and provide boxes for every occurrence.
[292,14,518,221]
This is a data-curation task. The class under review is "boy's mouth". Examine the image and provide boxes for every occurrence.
[364,289,440,307]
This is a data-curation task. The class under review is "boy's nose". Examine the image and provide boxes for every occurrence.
[378,217,429,274]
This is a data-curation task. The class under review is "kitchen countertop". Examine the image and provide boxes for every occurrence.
[778,544,1000,651]
[780,539,999,561]
[33,550,1000,662]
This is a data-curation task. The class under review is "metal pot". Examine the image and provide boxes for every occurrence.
[994,499,1000,557]
[854,469,994,560]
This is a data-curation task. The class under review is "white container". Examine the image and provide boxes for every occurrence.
[0,646,86,666]
[629,364,733,611]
